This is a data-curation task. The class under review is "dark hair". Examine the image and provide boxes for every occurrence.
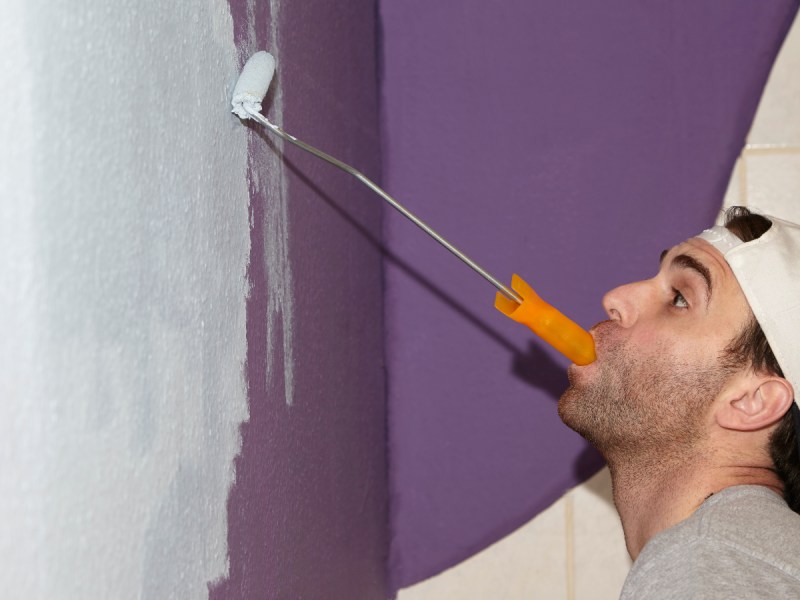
[723,206,800,513]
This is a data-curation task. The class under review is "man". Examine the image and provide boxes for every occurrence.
[559,207,800,598]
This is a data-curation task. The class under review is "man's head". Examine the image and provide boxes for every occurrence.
[559,208,800,502]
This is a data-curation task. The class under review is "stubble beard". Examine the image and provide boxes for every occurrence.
[558,323,734,466]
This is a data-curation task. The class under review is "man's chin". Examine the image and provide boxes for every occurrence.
[557,387,612,454]
[556,384,582,428]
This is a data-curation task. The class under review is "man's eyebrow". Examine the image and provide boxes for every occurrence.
[669,253,713,301]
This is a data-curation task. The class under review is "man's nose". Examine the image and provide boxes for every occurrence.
[602,281,646,327]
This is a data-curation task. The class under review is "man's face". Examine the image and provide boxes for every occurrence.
[559,237,753,459]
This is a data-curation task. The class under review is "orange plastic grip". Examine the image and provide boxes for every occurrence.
[495,274,596,365]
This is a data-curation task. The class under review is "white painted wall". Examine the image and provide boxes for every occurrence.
[0,0,251,597]
[399,13,800,600]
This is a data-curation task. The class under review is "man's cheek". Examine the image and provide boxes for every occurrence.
[618,324,665,354]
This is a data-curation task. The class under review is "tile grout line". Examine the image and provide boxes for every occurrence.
[565,493,575,600]
[743,144,800,155]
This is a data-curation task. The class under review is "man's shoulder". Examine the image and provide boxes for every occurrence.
[690,485,800,563]
[620,486,800,599]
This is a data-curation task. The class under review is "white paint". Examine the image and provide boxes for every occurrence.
[1,0,250,597]
[243,0,296,406]
[0,0,44,596]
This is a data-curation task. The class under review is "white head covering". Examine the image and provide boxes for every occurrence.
[697,217,800,399]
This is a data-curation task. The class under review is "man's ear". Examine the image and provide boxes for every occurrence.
[716,376,795,431]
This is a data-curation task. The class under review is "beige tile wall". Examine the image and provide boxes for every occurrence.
[398,489,570,599]
[398,468,628,600]
[398,14,798,600]
[721,14,800,221]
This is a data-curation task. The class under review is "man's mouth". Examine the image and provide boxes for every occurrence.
[586,320,616,357]
[568,323,607,374]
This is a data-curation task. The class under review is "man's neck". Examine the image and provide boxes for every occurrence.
[607,449,782,560]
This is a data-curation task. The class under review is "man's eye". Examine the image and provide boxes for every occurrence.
[671,289,689,308]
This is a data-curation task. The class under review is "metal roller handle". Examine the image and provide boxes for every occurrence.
[243,104,523,305]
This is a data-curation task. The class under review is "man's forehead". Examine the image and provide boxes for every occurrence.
[661,237,730,273]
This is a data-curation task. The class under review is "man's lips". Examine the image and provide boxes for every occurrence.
[570,323,606,371]
[586,320,615,357]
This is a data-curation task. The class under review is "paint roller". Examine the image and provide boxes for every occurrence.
[232,51,596,366]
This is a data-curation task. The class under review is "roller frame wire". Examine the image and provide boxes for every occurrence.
[242,103,523,305]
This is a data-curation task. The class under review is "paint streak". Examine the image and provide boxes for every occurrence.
[263,0,295,407]
[239,0,295,407]
[215,0,391,595]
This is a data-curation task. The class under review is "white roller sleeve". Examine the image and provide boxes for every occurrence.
[231,51,276,119]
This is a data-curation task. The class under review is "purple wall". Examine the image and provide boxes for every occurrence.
[210,1,388,598]
[380,0,798,591]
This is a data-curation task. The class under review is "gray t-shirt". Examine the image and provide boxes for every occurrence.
[620,485,800,599]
